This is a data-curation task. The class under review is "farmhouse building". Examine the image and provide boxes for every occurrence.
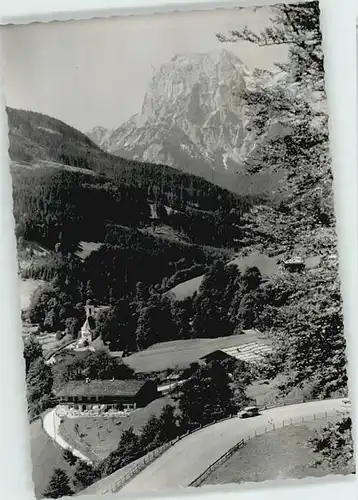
[200,341,272,366]
[282,258,305,273]
[22,324,40,336]
[199,350,233,364]
[56,379,158,412]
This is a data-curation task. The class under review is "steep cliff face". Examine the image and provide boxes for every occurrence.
[87,49,271,192]
[88,49,311,194]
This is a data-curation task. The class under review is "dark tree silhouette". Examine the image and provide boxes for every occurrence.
[43,468,73,498]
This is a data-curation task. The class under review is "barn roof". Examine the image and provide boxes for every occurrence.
[199,350,232,361]
[199,339,273,366]
[56,379,148,398]
[283,258,305,265]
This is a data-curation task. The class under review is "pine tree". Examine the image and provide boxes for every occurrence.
[217,1,323,87]
[74,461,100,489]
[43,468,73,498]
[23,336,43,375]
[136,294,176,349]
[26,357,54,417]
[215,1,346,400]
[192,263,237,338]
[177,361,236,428]
[101,427,140,476]
[158,404,179,442]
[140,414,163,451]
[62,448,78,467]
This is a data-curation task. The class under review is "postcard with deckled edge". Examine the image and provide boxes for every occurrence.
[0,1,354,498]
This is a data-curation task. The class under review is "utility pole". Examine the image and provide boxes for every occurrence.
[53,410,56,441]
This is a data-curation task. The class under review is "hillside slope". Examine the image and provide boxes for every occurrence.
[7,106,248,207]
[9,107,254,308]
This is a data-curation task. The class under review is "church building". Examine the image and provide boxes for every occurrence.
[77,300,96,347]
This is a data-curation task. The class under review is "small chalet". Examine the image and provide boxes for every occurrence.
[165,373,181,382]
[282,258,305,273]
[22,324,40,336]
[56,379,158,412]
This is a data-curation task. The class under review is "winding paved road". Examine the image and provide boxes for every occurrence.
[120,398,349,493]
[43,409,92,463]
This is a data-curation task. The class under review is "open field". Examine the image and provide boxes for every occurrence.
[75,241,102,261]
[228,251,281,276]
[124,331,271,373]
[18,278,44,311]
[140,224,190,246]
[168,251,281,301]
[59,396,175,460]
[168,275,204,301]
[168,250,323,302]
[30,418,77,498]
[201,418,346,487]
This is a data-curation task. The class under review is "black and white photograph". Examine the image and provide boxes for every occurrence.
[0,1,354,497]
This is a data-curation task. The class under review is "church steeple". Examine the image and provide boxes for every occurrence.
[79,299,95,346]
[85,298,94,319]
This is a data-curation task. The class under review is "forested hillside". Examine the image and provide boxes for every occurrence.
[8,99,260,303]
[12,163,240,304]
[10,107,257,347]
[7,106,252,210]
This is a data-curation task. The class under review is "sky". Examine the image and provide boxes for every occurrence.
[1,7,288,132]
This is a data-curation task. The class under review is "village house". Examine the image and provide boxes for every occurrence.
[199,331,273,367]
[22,323,40,337]
[55,378,158,413]
[282,257,305,273]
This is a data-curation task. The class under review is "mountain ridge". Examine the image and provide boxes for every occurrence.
[87,49,293,195]
[7,105,254,204]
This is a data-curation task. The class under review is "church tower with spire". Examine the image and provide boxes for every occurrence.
[79,299,95,346]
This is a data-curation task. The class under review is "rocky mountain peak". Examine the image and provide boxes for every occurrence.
[88,49,287,193]
[139,49,250,126]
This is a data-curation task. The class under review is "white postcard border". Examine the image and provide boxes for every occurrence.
[0,1,356,500]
